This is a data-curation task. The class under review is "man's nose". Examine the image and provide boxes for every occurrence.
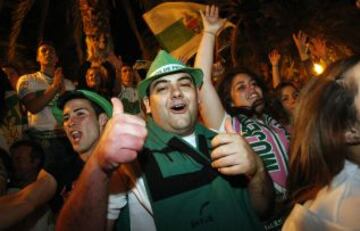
[248,83,256,91]
[170,85,183,98]
[67,117,78,127]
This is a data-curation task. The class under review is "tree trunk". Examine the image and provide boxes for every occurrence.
[7,0,36,62]
[120,0,151,60]
[78,0,113,63]
[37,0,49,43]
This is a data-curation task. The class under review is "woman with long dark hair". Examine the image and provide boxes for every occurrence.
[195,5,289,229]
[271,82,299,132]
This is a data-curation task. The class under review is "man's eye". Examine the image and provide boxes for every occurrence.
[75,111,86,117]
[156,86,167,92]
[281,97,289,102]
[180,82,192,87]
[63,116,69,122]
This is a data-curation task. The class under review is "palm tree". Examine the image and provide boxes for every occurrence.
[4,0,359,74]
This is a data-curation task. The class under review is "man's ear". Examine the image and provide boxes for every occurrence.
[143,97,151,114]
[98,113,109,129]
[344,126,360,145]
[196,88,201,104]
[36,52,40,62]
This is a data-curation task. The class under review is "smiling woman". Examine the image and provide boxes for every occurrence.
[195,6,290,229]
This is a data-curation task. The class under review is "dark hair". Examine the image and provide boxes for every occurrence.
[0,147,12,174]
[89,99,105,116]
[287,55,360,204]
[217,67,268,116]
[59,90,105,117]
[38,40,56,49]
[0,69,13,122]
[271,82,299,126]
[1,63,17,70]
[10,140,45,170]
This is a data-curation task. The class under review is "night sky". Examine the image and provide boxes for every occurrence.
[0,0,145,80]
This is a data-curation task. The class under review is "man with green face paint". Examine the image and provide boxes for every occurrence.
[57,50,274,231]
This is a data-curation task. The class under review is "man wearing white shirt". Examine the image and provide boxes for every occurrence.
[16,41,75,165]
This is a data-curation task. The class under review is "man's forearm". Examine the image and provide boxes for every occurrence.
[56,155,111,231]
[248,166,275,219]
[0,194,35,229]
[0,171,56,229]
[23,84,60,114]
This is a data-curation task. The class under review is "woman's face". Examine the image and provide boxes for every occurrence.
[281,85,299,116]
[86,69,101,88]
[343,61,360,164]
[230,73,264,113]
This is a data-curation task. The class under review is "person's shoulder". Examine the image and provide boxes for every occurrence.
[16,72,39,93]
[196,122,218,137]
[18,72,39,82]
[37,169,58,186]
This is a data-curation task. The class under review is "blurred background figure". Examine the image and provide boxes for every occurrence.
[6,140,54,231]
[114,62,141,115]
[84,66,112,99]
[284,55,360,230]
[0,65,27,152]
[271,82,299,133]
[8,140,44,189]
[0,148,11,196]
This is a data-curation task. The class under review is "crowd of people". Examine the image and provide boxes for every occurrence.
[0,4,359,231]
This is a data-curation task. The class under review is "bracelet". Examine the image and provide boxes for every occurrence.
[203,31,216,36]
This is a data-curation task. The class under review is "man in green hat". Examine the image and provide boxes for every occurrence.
[0,90,147,229]
[57,50,274,231]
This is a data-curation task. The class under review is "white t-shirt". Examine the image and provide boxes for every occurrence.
[283,160,360,230]
[16,72,75,131]
[107,162,156,231]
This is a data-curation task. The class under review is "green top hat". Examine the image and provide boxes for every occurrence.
[52,89,113,124]
[137,50,203,99]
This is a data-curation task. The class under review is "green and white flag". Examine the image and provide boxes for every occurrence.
[143,2,234,62]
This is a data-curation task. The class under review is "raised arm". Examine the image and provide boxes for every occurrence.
[292,31,313,76]
[0,170,57,229]
[268,49,281,89]
[210,119,274,218]
[17,68,65,114]
[292,31,310,62]
[195,5,226,130]
[56,98,147,231]
[309,36,330,65]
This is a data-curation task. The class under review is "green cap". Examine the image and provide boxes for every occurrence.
[52,89,113,124]
[137,50,203,99]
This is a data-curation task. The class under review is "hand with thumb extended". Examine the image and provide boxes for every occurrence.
[94,98,147,173]
[224,117,236,134]
[211,117,258,176]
